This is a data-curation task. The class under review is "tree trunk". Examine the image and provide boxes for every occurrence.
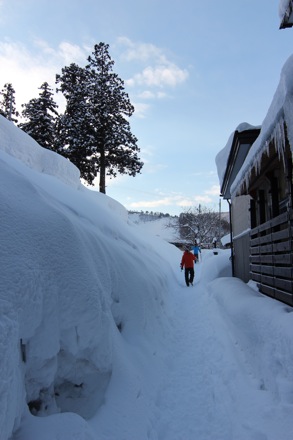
[99,148,106,193]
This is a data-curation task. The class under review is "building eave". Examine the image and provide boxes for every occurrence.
[220,128,261,200]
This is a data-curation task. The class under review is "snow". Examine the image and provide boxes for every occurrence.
[215,122,260,190]
[231,54,293,196]
[128,212,179,242]
[279,0,291,18]
[1,114,293,440]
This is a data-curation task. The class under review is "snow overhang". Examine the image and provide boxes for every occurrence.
[216,123,260,200]
[230,54,293,198]
[279,0,293,28]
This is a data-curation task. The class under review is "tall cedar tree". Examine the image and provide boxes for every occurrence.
[19,82,59,151]
[0,83,19,123]
[55,63,94,180]
[56,43,143,192]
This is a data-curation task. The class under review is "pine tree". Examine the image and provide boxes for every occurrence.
[19,82,59,151]
[55,63,94,181]
[56,43,143,192]
[0,83,19,123]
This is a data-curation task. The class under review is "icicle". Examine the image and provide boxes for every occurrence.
[232,115,287,197]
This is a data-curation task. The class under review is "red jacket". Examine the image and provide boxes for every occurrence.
[181,251,196,269]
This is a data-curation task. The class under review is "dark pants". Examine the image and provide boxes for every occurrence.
[185,268,194,286]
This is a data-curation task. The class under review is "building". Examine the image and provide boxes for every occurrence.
[217,57,293,306]
[216,124,260,281]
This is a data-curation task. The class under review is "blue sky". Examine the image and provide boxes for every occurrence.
[0,0,292,215]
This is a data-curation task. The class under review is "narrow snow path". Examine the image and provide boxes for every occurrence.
[151,266,291,440]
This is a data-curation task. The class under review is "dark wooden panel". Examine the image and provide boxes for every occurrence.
[260,265,274,275]
[250,255,261,263]
[261,274,274,285]
[274,278,293,293]
[250,246,260,255]
[260,255,274,264]
[250,236,261,246]
[258,234,272,245]
[260,244,273,253]
[275,290,293,306]
[260,284,275,298]
[274,267,293,278]
[251,273,261,283]
[274,254,292,265]
[259,222,272,233]
[242,209,292,306]
[250,264,261,273]
[273,240,292,252]
[271,212,289,227]
[272,229,290,241]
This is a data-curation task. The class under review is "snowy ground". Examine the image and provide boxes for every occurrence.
[1,115,293,440]
[13,252,293,440]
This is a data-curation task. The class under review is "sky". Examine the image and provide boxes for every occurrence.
[0,0,292,215]
[1,115,293,440]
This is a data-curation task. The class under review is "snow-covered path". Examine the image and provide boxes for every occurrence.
[153,288,233,439]
[150,263,293,440]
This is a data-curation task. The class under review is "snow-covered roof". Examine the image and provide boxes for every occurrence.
[230,54,293,196]
[215,122,260,194]
[279,0,291,18]
[279,0,293,28]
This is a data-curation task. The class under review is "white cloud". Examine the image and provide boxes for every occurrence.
[116,37,167,63]
[117,37,189,90]
[137,90,167,100]
[205,184,221,196]
[126,64,188,88]
[34,39,87,65]
[0,39,88,111]
[127,192,214,211]
[132,102,150,118]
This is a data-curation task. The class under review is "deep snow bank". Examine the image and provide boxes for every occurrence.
[0,116,178,440]
[210,277,293,403]
[203,250,293,408]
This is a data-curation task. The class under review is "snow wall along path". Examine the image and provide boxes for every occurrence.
[0,116,179,439]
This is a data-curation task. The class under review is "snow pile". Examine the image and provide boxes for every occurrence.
[0,116,178,439]
[210,276,293,404]
[0,117,80,188]
[231,54,293,196]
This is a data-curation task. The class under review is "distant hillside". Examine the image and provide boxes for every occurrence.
[128,212,179,243]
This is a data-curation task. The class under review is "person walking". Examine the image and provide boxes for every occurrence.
[180,247,197,286]
[192,241,201,263]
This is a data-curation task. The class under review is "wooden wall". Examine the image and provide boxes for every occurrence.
[249,211,293,306]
